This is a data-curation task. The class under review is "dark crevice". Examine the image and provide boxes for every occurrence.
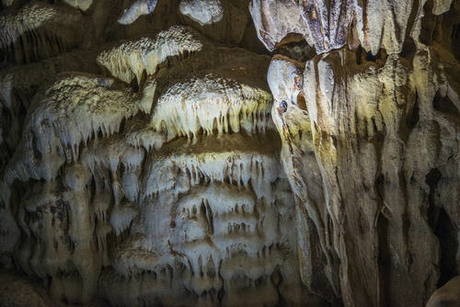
[31,131,42,161]
[354,46,389,66]
[434,208,458,287]
[274,33,316,62]
[296,93,308,111]
[407,93,420,130]
[400,37,417,59]
[377,208,390,307]
[433,91,460,124]
[452,23,460,59]
[420,0,437,45]
[425,168,458,287]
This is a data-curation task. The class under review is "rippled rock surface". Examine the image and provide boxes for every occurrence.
[0,0,459,306]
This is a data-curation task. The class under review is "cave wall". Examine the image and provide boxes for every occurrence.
[256,0,460,306]
[0,0,459,306]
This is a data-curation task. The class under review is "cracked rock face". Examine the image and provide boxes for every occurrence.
[0,0,459,306]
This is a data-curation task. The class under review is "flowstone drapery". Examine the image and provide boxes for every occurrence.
[258,0,460,306]
[0,0,459,306]
[0,3,314,305]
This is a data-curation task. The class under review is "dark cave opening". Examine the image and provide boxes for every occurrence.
[434,208,458,287]
[426,168,459,287]
[433,91,460,116]
[453,23,460,59]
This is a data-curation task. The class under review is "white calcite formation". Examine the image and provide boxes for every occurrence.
[0,2,315,305]
[97,26,203,84]
[62,0,93,11]
[0,2,87,63]
[118,0,158,25]
[263,2,460,307]
[150,74,272,139]
[179,0,224,25]
[0,3,57,48]
[117,0,224,26]
[5,74,144,183]
[250,0,455,54]
[0,0,459,306]
[104,132,305,306]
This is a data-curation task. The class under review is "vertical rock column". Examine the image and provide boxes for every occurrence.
[255,0,460,305]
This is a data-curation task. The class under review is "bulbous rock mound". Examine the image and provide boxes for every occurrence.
[0,0,459,306]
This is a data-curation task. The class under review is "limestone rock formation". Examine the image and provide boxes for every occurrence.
[96,25,204,84]
[118,0,225,26]
[0,2,88,63]
[0,0,458,306]
[426,276,460,307]
[260,0,460,306]
[62,0,93,11]
[0,272,51,307]
[118,0,158,25]
[250,0,456,55]
[179,0,224,26]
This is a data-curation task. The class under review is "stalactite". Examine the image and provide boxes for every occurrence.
[0,0,458,306]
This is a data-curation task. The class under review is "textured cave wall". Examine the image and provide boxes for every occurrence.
[0,1,316,306]
[0,1,459,307]
[254,0,460,306]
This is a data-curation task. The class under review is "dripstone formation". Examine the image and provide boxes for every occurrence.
[0,1,459,306]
